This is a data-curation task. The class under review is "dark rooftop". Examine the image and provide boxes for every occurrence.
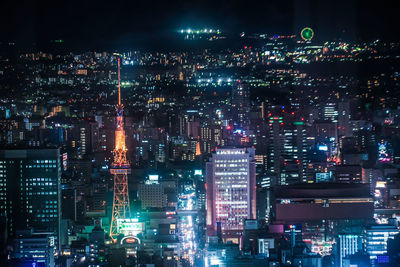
[274,183,371,199]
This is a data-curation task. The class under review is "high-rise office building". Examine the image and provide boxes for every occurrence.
[231,82,250,129]
[206,148,256,243]
[268,117,308,185]
[81,120,99,156]
[338,101,351,137]
[0,148,61,248]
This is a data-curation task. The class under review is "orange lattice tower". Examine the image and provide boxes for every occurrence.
[110,57,131,240]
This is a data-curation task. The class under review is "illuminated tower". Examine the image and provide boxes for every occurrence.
[195,137,201,156]
[110,57,131,240]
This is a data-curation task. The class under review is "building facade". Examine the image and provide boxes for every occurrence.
[268,117,308,185]
[11,230,56,267]
[206,147,256,243]
[0,148,61,248]
[337,234,362,267]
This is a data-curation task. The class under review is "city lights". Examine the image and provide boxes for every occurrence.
[1,4,400,266]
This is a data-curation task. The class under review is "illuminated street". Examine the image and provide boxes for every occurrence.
[178,188,197,266]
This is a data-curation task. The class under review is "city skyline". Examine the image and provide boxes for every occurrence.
[1,2,400,267]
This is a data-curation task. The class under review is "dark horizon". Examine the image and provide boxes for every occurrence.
[1,0,399,51]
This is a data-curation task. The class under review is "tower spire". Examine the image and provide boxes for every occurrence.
[118,57,121,106]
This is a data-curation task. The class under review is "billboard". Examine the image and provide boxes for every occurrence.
[318,145,328,151]
[244,219,258,230]
[316,172,331,183]
[117,219,143,236]
[149,175,159,181]
[121,236,141,245]
[62,152,68,171]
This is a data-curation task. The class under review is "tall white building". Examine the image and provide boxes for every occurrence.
[206,148,256,243]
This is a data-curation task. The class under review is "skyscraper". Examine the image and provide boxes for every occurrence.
[0,148,61,248]
[206,147,256,243]
[231,82,250,129]
[268,116,308,185]
[338,101,351,137]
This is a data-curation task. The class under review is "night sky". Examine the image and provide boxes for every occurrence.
[0,0,399,50]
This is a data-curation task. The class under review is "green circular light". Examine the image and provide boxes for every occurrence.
[301,27,314,41]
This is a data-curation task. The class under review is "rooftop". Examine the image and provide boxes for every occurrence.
[274,183,371,199]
